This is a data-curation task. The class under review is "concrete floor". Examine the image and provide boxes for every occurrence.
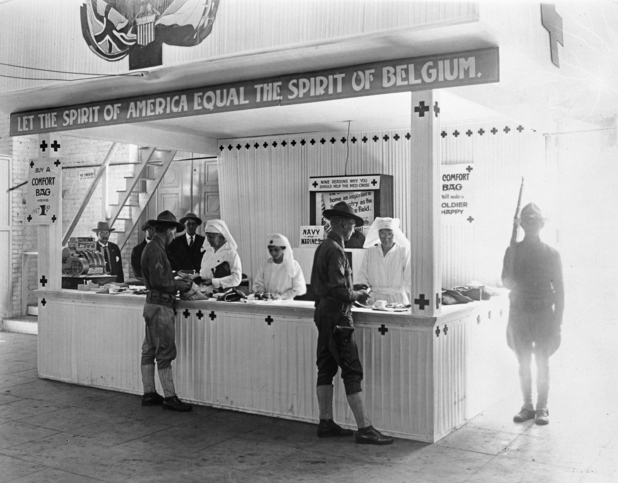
[0,323,616,483]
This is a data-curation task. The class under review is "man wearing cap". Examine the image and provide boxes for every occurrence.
[311,201,394,445]
[357,217,411,305]
[167,212,206,273]
[198,219,242,293]
[140,210,193,411]
[130,220,155,278]
[502,203,564,426]
[94,221,124,283]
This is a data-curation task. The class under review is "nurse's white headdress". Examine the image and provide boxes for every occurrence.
[267,233,295,278]
[205,219,238,250]
[363,217,410,248]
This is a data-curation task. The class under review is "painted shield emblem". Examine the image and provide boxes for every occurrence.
[80,0,220,70]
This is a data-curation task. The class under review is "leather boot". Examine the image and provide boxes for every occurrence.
[163,395,192,412]
[317,419,353,438]
[141,364,163,406]
[356,426,394,445]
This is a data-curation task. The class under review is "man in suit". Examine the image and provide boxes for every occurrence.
[131,220,156,278]
[94,221,124,283]
[167,212,205,272]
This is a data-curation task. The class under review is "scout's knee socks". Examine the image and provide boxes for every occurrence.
[141,364,156,394]
[316,385,334,420]
[347,392,371,429]
[158,366,176,398]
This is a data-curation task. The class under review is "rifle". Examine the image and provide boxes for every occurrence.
[510,177,524,246]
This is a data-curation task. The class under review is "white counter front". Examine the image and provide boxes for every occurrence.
[34,290,515,442]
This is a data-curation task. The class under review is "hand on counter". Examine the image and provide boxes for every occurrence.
[356,289,370,306]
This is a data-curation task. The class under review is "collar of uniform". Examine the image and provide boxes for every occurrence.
[326,231,345,247]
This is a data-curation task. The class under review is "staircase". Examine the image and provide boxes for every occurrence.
[63,145,177,251]
[107,147,176,251]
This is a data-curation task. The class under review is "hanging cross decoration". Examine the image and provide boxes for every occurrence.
[378,324,388,336]
[39,140,48,152]
[51,140,61,151]
[209,311,217,321]
[196,310,204,320]
[40,275,47,287]
[265,315,273,325]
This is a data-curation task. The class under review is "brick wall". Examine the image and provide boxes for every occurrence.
[7,131,142,316]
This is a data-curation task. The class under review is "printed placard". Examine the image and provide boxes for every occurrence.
[299,226,324,246]
[309,175,381,191]
[440,163,475,225]
[26,158,62,225]
[316,191,375,229]
[79,168,95,180]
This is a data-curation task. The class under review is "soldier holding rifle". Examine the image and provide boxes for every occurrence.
[502,180,564,426]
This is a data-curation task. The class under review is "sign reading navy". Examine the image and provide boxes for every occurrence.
[441,164,476,225]
[27,159,62,225]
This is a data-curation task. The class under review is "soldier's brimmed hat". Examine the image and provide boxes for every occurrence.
[322,201,364,227]
[148,211,185,232]
[519,203,546,221]
[141,220,155,231]
[179,212,203,226]
[92,221,115,233]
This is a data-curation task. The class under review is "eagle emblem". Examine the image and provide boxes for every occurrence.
[80,0,220,70]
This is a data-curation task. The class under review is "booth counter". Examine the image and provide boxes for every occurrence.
[35,289,515,443]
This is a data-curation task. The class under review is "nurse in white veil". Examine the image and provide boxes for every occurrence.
[357,217,411,305]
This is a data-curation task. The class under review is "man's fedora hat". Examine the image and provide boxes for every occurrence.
[149,211,185,232]
[323,201,364,227]
[520,203,545,221]
[179,212,203,226]
[92,221,115,233]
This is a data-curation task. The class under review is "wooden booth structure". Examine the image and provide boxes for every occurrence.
[3,1,571,442]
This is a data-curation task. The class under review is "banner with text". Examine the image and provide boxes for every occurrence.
[440,163,476,225]
[11,47,498,136]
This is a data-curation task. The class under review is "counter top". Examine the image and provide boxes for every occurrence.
[34,289,507,328]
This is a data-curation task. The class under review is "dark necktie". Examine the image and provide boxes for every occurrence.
[189,236,194,247]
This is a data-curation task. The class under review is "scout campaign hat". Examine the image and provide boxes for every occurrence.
[180,212,203,226]
[92,221,115,233]
[520,203,545,221]
[322,201,364,227]
[149,211,185,232]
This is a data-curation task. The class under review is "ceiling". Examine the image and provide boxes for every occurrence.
[3,1,617,153]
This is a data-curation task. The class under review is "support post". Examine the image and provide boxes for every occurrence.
[409,91,441,317]
[36,134,63,291]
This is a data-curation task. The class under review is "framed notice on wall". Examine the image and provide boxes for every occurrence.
[309,174,393,228]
